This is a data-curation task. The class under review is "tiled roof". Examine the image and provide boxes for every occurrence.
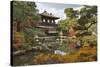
[39,11,59,19]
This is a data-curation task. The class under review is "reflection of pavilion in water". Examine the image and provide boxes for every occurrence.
[36,11,59,36]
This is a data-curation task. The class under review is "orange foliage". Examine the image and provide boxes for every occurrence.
[32,47,97,64]
[79,47,97,55]
[77,47,97,62]
[13,32,24,49]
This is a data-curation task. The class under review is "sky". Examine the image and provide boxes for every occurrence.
[36,2,83,21]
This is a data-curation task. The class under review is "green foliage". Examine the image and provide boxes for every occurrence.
[12,1,44,46]
[58,18,78,31]
[58,8,78,32]
[88,23,97,33]
[58,5,97,33]
[64,8,78,18]
[12,1,40,22]
[21,27,46,37]
[78,6,97,30]
[21,27,46,46]
[80,6,97,17]
[76,35,97,48]
[57,44,69,52]
[58,19,68,31]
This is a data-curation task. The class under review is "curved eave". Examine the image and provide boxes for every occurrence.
[36,25,56,29]
[39,14,59,19]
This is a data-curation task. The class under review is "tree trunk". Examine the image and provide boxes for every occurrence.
[16,21,21,32]
[86,22,96,30]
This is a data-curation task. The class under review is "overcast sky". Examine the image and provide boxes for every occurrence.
[36,2,83,21]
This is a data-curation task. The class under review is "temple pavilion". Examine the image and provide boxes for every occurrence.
[36,11,59,36]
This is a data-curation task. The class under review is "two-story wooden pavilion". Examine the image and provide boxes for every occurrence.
[36,11,59,36]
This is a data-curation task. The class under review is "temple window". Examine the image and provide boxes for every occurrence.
[43,19,45,22]
[48,20,50,23]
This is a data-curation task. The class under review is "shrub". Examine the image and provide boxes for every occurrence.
[13,32,25,50]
